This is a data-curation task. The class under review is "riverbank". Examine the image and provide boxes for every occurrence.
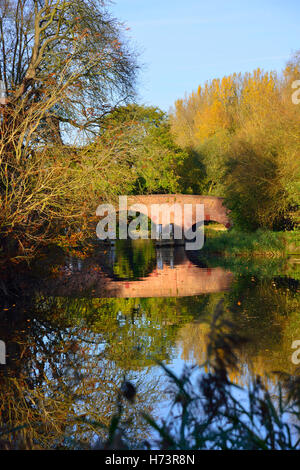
[202,228,300,258]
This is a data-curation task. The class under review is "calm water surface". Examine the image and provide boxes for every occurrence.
[0,239,299,447]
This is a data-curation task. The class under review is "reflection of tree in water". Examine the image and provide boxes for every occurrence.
[0,282,214,448]
[104,239,157,281]
[0,297,163,449]
[0,251,299,448]
[177,276,300,385]
[35,295,197,369]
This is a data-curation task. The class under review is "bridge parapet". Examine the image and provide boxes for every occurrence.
[126,194,231,229]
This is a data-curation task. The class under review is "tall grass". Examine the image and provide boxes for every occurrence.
[202,228,299,257]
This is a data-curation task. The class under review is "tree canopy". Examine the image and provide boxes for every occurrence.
[170,54,300,230]
[0,0,138,143]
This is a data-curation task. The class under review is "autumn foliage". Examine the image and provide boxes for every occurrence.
[170,54,300,230]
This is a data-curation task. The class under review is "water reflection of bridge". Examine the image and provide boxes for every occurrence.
[50,247,233,298]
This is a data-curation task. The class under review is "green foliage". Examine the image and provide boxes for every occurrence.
[175,149,209,194]
[102,104,188,194]
[201,228,291,257]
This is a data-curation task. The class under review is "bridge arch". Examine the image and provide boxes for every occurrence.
[125,194,232,230]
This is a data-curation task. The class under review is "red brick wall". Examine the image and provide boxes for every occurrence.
[127,194,232,228]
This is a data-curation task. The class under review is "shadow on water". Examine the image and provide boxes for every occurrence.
[0,239,299,447]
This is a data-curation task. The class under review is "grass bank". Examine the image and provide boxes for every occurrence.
[202,227,300,258]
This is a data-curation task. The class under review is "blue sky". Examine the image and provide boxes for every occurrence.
[111,0,300,111]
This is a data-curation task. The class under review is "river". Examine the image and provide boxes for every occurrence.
[0,239,299,448]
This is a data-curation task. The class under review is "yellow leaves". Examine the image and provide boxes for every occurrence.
[171,72,243,145]
[241,69,278,123]
[192,76,239,142]
[170,57,300,229]
[171,68,282,148]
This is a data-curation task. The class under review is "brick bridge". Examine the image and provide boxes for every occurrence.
[125,194,232,229]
